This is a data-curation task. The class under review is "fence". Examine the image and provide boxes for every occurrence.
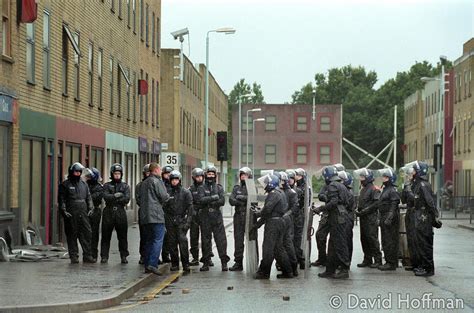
[440,196,473,223]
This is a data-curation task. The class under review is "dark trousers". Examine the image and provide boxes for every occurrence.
[315,215,330,263]
[233,211,246,264]
[405,208,419,268]
[200,210,230,264]
[64,209,92,259]
[144,223,166,268]
[327,218,352,273]
[162,233,170,261]
[100,207,129,259]
[167,222,190,267]
[380,212,400,266]
[293,214,304,262]
[283,215,297,267]
[258,218,292,276]
[359,212,382,262]
[139,223,147,259]
[88,209,102,259]
[190,214,200,260]
[415,209,435,272]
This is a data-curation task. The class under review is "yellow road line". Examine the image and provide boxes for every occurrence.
[92,271,182,312]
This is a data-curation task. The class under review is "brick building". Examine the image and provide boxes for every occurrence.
[231,104,342,182]
[0,0,162,245]
[160,49,228,186]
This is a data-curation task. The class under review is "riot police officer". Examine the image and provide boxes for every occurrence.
[254,174,293,279]
[317,166,352,279]
[311,182,330,267]
[84,167,104,262]
[377,168,401,271]
[338,170,355,263]
[101,163,131,264]
[164,170,193,272]
[189,168,205,266]
[199,166,230,272]
[58,163,95,264]
[136,164,150,265]
[161,165,173,263]
[294,168,311,269]
[228,167,253,271]
[354,168,383,268]
[400,164,418,271]
[280,172,299,276]
[411,161,442,277]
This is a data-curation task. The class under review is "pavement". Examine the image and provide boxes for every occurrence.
[0,204,235,313]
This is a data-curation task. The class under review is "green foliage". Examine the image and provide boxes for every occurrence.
[311,175,325,197]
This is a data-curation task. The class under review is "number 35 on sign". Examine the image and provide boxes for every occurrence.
[161,152,180,169]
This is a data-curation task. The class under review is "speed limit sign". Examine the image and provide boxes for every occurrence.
[161,152,180,170]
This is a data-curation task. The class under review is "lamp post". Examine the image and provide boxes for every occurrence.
[204,27,236,168]
[246,108,261,167]
[252,118,265,175]
[238,93,255,170]
[421,57,446,212]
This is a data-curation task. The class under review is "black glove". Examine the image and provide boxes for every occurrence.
[87,209,95,217]
[432,218,442,229]
[114,192,124,198]
[62,210,72,218]
[355,210,362,217]
[236,195,247,201]
[211,194,220,201]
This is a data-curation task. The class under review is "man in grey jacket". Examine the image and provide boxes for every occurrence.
[138,163,170,275]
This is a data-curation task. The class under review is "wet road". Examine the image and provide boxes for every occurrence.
[101,218,474,313]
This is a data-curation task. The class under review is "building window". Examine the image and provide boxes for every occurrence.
[127,0,130,27]
[151,78,155,125]
[265,145,276,164]
[145,72,149,123]
[296,144,308,164]
[42,11,51,89]
[132,0,136,33]
[62,27,68,95]
[88,42,94,106]
[156,17,160,52]
[109,56,114,114]
[145,4,149,46]
[242,116,253,131]
[118,0,122,18]
[265,115,276,131]
[319,144,332,164]
[140,0,144,41]
[155,80,159,127]
[152,12,155,52]
[242,144,253,165]
[73,32,80,101]
[2,0,11,57]
[133,71,137,122]
[112,150,122,164]
[90,147,104,172]
[117,64,122,117]
[296,116,308,132]
[97,48,103,109]
[0,125,9,211]
[26,23,36,84]
[139,70,143,121]
[127,68,131,120]
[320,115,331,132]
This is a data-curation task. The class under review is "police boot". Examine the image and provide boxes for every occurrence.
[83,256,96,263]
[200,263,210,272]
[292,263,299,277]
[183,265,191,273]
[378,263,397,271]
[318,271,335,279]
[229,263,243,271]
[311,259,326,267]
[299,260,306,270]
[189,258,200,266]
[370,257,382,268]
[139,256,145,265]
[221,261,229,272]
[209,260,215,267]
[170,264,179,271]
[100,258,108,264]
[121,256,128,264]
[357,257,373,268]
[276,272,294,279]
[254,272,270,279]
[333,268,349,279]
[70,257,79,264]
[415,268,434,277]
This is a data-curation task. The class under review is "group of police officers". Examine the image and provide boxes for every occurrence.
[58,159,441,280]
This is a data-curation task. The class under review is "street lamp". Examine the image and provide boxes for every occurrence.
[421,56,447,212]
[238,93,255,170]
[252,118,266,175]
[246,108,261,167]
[204,27,236,168]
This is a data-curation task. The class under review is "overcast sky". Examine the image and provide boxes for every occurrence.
[161,0,473,103]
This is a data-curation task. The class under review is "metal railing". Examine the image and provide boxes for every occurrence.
[439,196,473,223]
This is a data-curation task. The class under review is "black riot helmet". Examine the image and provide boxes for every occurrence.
[162,166,174,174]
[110,163,123,180]
[205,165,218,183]
[239,167,253,179]
[192,167,205,184]
[68,162,84,178]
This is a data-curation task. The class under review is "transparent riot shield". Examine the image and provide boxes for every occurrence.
[301,180,313,278]
[245,178,259,277]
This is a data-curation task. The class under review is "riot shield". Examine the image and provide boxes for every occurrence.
[301,180,313,278]
[245,178,259,277]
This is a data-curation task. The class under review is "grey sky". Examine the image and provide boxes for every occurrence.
[161,0,473,103]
